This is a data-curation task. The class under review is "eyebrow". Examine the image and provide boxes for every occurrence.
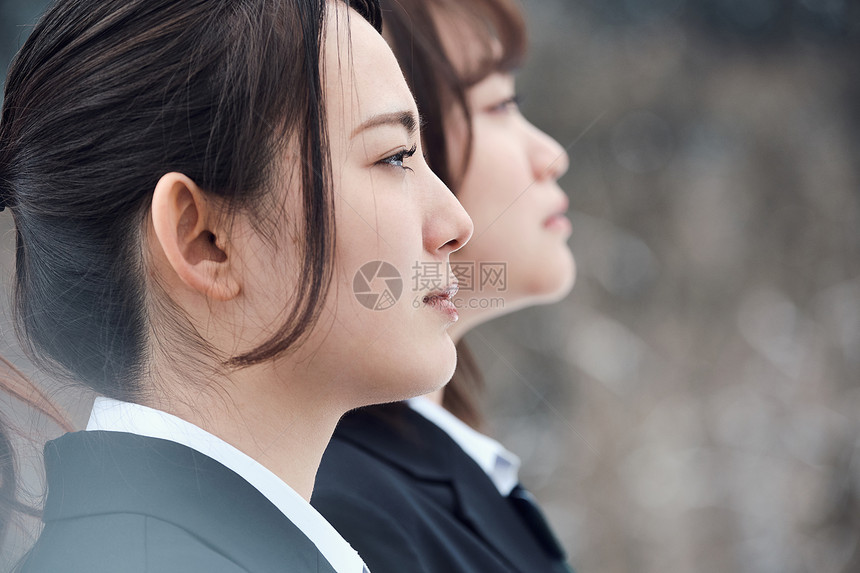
[350,110,421,139]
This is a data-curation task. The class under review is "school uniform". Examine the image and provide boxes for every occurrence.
[312,398,573,573]
[19,398,370,573]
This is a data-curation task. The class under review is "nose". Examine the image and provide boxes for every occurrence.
[424,170,473,255]
[527,121,569,182]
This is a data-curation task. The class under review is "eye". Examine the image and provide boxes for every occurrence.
[487,95,521,115]
[379,144,417,172]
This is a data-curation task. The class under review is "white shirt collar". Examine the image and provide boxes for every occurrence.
[407,396,521,496]
[87,397,369,573]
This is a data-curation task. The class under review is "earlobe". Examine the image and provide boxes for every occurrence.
[150,173,240,301]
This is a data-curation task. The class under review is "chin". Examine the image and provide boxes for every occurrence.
[527,249,576,304]
[546,262,577,302]
[408,338,458,397]
[355,337,456,407]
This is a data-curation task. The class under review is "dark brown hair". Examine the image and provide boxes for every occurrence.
[378,0,527,428]
[0,0,380,544]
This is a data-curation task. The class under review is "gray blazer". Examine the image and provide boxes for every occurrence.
[19,431,337,573]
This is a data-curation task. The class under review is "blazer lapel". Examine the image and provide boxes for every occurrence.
[446,446,566,573]
[334,406,566,573]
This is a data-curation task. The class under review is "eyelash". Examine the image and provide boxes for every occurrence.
[489,95,521,113]
[379,144,418,172]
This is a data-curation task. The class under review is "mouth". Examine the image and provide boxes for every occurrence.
[544,196,572,233]
[423,281,459,323]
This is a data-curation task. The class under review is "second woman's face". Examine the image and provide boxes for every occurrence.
[445,71,576,330]
[241,5,473,408]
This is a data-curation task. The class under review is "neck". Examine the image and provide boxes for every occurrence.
[448,289,536,341]
[422,387,445,406]
[143,362,342,501]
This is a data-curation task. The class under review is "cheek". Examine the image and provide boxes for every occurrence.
[455,134,537,241]
[331,183,428,316]
[465,129,532,203]
[309,228,458,406]
[451,133,574,298]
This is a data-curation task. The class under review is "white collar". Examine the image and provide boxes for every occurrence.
[407,396,521,495]
[87,397,368,573]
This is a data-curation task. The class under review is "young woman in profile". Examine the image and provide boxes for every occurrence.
[0,0,472,571]
[312,0,576,572]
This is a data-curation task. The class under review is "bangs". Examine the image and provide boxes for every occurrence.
[433,0,528,86]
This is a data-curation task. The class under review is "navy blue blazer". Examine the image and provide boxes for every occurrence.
[18,431,337,572]
[312,405,572,573]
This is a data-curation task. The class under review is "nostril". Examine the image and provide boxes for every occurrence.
[441,238,462,252]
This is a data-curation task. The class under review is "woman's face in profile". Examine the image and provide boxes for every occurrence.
[448,71,575,313]
[435,14,575,324]
[238,3,472,406]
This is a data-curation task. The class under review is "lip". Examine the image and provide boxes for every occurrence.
[544,196,572,234]
[423,280,459,323]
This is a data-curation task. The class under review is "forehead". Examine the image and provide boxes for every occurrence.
[466,71,514,102]
[323,4,417,134]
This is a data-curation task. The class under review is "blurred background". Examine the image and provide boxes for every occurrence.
[1,0,858,571]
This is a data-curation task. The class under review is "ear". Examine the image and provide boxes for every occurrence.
[150,173,240,301]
